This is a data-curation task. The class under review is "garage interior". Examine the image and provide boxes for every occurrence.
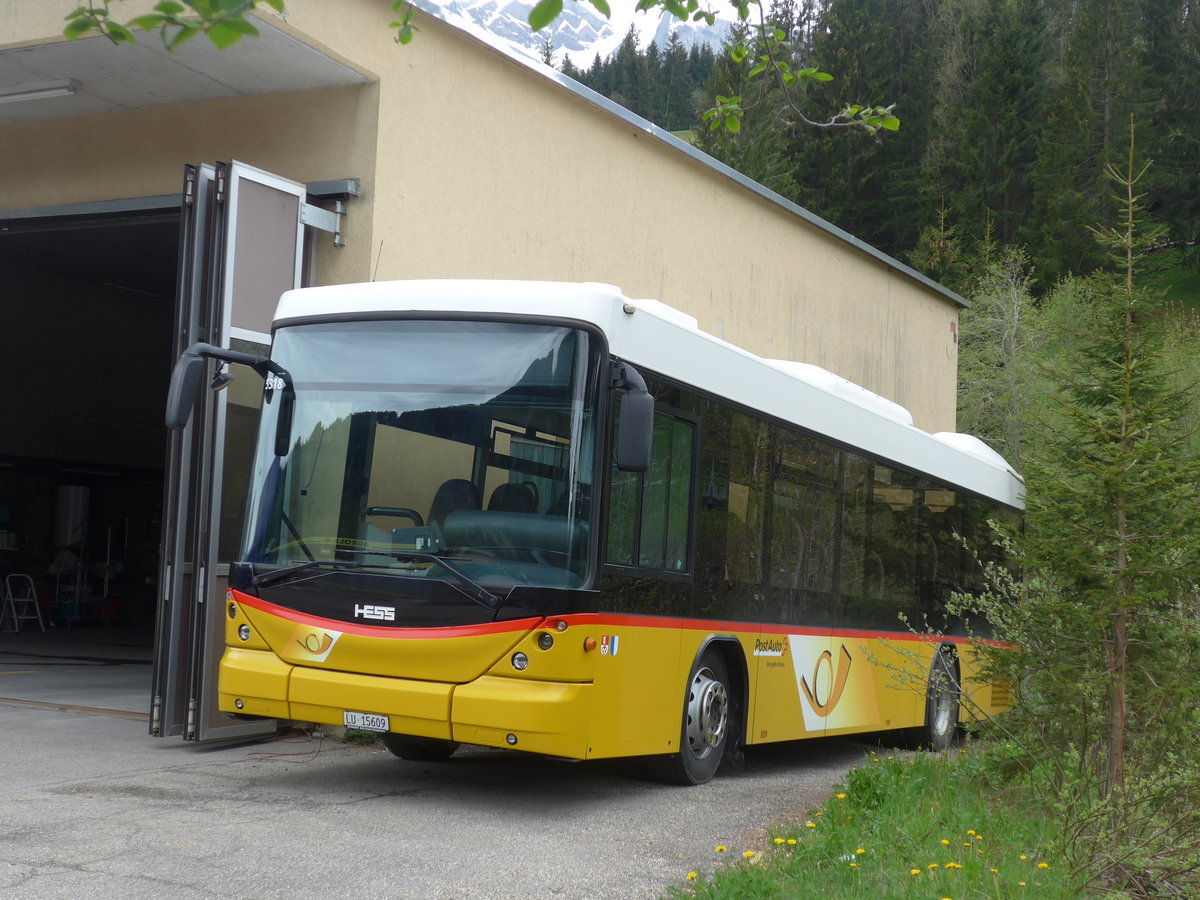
[0,212,179,652]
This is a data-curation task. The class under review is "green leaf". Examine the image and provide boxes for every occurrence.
[208,18,258,48]
[262,0,286,11]
[63,18,96,40]
[724,114,741,133]
[590,0,611,18]
[129,14,170,31]
[812,71,833,82]
[882,115,900,131]
[748,61,767,78]
[731,44,747,63]
[168,23,201,48]
[153,1,187,13]
[527,0,563,31]
[107,23,137,43]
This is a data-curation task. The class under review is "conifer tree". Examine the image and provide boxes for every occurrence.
[967,119,1200,889]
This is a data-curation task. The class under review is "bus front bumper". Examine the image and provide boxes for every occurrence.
[219,647,592,758]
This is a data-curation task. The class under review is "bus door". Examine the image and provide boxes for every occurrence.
[150,161,321,742]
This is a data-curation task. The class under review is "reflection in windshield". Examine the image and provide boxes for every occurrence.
[241,320,599,591]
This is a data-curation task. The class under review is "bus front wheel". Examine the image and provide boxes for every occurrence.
[662,651,731,785]
[383,733,460,761]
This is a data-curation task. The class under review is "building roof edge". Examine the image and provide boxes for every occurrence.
[406,0,969,310]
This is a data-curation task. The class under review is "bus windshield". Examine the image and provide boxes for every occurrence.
[240,319,600,591]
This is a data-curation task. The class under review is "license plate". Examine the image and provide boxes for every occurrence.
[343,711,389,732]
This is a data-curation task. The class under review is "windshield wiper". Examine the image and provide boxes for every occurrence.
[336,548,502,610]
[251,558,375,588]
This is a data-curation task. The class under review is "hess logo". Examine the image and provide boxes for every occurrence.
[354,604,396,621]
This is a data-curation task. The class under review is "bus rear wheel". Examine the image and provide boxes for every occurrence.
[661,651,730,785]
[383,733,460,761]
[922,648,960,752]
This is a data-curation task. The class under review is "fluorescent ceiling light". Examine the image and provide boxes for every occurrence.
[0,78,79,105]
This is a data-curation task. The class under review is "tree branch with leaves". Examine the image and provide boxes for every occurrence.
[63,0,896,135]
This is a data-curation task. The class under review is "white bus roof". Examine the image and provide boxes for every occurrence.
[275,280,1024,509]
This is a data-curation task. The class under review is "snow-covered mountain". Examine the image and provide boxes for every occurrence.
[440,0,730,68]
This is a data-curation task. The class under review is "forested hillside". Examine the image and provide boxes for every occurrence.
[559,0,1200,292]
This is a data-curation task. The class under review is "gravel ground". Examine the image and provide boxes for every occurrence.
[0,703,869,899]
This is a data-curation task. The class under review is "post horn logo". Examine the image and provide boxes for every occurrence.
[299,632,334,656]
[288,626,341,663]
[799,644,853,718]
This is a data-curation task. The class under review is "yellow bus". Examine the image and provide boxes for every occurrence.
[165,280,1022,784]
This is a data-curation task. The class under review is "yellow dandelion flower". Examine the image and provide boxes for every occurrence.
[910,868,922,876]
[963,843,972,848]
[686,872,698,881]
[855,848,866,855]
[928,863,940,870]
[715,845,727,852]
[743,850,755,859]
[836,793,847,799]
[941,839,951,846]
[787,838,797,846]
[1019,881,1027,887]
[773,837,785,845]
[967,830,977,836]
[1038,862,1050,870]
[990,868,999,874]
[849,862,859,869]
[1019,854,1027,861]
[887,756,894,760]
[805,821,816,829]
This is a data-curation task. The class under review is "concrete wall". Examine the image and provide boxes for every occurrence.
[1,0,959,432]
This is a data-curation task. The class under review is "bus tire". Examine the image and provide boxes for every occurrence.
[922,647,961,752]
[383,733,460,761]
[661,650,731,785]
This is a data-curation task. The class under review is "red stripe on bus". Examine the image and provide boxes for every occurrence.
[229,589,543,639]
[229,593,1009,647]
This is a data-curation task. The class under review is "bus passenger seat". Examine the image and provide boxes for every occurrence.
[487,482,537,514]
[429,479,481,526]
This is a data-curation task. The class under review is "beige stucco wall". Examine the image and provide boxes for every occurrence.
[1,0,958,432]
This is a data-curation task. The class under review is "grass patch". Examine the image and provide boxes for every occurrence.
[667,747,1081,899]
[340,728,383,746]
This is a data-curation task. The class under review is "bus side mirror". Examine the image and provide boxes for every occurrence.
[616,388,654,473]
[164,342,292,456]
[164,347,208,431]
[611,359,654,472]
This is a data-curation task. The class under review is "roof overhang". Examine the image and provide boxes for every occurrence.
[0,18,371,125]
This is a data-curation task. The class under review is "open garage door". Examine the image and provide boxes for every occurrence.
[151,161,312,742]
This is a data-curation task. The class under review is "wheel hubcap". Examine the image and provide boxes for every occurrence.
[685,667,728,759]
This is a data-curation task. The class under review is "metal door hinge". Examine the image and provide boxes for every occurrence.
[300,200,347,248]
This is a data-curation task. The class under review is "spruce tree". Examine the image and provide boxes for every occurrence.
[969,119,1200,890]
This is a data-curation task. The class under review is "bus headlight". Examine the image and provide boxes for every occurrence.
[511,652,529,671]
[238,625,251,642]
[537,632,554,651]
